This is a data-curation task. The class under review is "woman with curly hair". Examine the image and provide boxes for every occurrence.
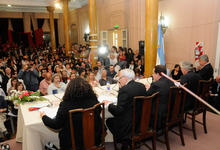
[40,78,102,150]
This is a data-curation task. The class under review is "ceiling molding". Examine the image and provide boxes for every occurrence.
[0,0,88,13]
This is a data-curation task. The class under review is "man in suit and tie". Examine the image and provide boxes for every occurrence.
[106,69,146,150]
[180,61,202,111]
[145,65,174,130]
[196,54,213,80]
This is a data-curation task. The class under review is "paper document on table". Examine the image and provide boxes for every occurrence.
[98,95,117,103]
[30,103,50,108]
[39,107,59,119]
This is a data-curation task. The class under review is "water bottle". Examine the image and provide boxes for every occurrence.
[106,81,110,90]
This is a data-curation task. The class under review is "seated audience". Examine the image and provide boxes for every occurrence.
[128,60,135,71]
[39,72,52,96]
[39,68,47,83]
[61,70,68,84]
[69,72,76,80]
[87,72,99,87]
[0,95,10,142]
[2,67,12,94]
[7,71,25,92]
[16,81,25,93]
[40,78,102,150]
[180,61,201,111]
[106,69,146,149]
[7,77,18,96]
[99,69,116,86]
[145,65,174,129]
[134,68,144,80]
[196,54,213,80]
[65,63,72,77]
[47,74,66,95]
[170,64,183,80]
[135,59,144,75]
[107,65,117,79]
[78,69,86,79]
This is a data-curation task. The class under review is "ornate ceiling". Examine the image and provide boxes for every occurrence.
[0,0,88,12]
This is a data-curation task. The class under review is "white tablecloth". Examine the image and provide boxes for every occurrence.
[15,78,151,150]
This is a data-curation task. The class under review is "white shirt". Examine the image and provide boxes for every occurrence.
[47,82,67,95]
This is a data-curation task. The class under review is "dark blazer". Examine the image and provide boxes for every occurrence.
[171,69,183,80]
[197,63,213,80]
[210,79,220,110]
[42,95,102,150]
[180,71,202,111]
[99,77,116,86]
[106,80,146,141]
[145,77,174,129]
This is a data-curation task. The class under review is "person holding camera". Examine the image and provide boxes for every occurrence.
[18,64,39,92]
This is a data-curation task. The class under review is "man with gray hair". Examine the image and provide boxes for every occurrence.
[180,61,201,111]
[197,54,213,80]
[106,68,146,149]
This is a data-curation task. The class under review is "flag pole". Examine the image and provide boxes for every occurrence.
[161,72,220,115]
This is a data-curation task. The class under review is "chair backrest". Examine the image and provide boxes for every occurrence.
[166,86,187,123]
[197,79,213,101]
[132,92,159,138]
[69,103,105,150]
[194,79,213,110]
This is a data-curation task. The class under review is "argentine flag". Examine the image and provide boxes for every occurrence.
[156,24,165,65]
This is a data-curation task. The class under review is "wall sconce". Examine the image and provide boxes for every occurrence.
[84,33,89,42]
[159,13,169,34]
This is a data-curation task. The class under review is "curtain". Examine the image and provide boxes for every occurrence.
[0,19,8,44]
[37,19,45,29]
[35,28,43,47]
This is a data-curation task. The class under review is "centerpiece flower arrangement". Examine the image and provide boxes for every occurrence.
[7,90,47,104]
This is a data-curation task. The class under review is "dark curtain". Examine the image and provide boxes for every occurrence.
[30,19,35,47]
[54,19,59,47]
[11,19,24,32]
[11,19,24,45]
[37,19,44,29]
[8,30,13,44]
[20,33,28,47]
[0,19,9,44]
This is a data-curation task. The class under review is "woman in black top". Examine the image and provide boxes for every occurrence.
[171,64,183,80]
[40,78,102,150]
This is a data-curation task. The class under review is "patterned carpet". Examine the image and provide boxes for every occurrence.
[1,111,220,150]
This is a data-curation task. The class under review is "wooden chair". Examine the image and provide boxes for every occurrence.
[184,79,213,140]
[69,103,105,150]
[131,92,160,150]
[159,86,187,150]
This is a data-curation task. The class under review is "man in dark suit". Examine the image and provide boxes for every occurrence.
[210,75,220,110]
[196,54,213,80]
[180,61,202,111]
[106,69,146,149]
[145,65,174,129]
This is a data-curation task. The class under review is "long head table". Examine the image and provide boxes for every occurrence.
[15,78,151,150]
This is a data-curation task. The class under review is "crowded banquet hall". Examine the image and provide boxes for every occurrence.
[0,0,220,150]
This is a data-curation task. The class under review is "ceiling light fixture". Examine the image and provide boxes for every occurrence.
[55,3,62,9]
